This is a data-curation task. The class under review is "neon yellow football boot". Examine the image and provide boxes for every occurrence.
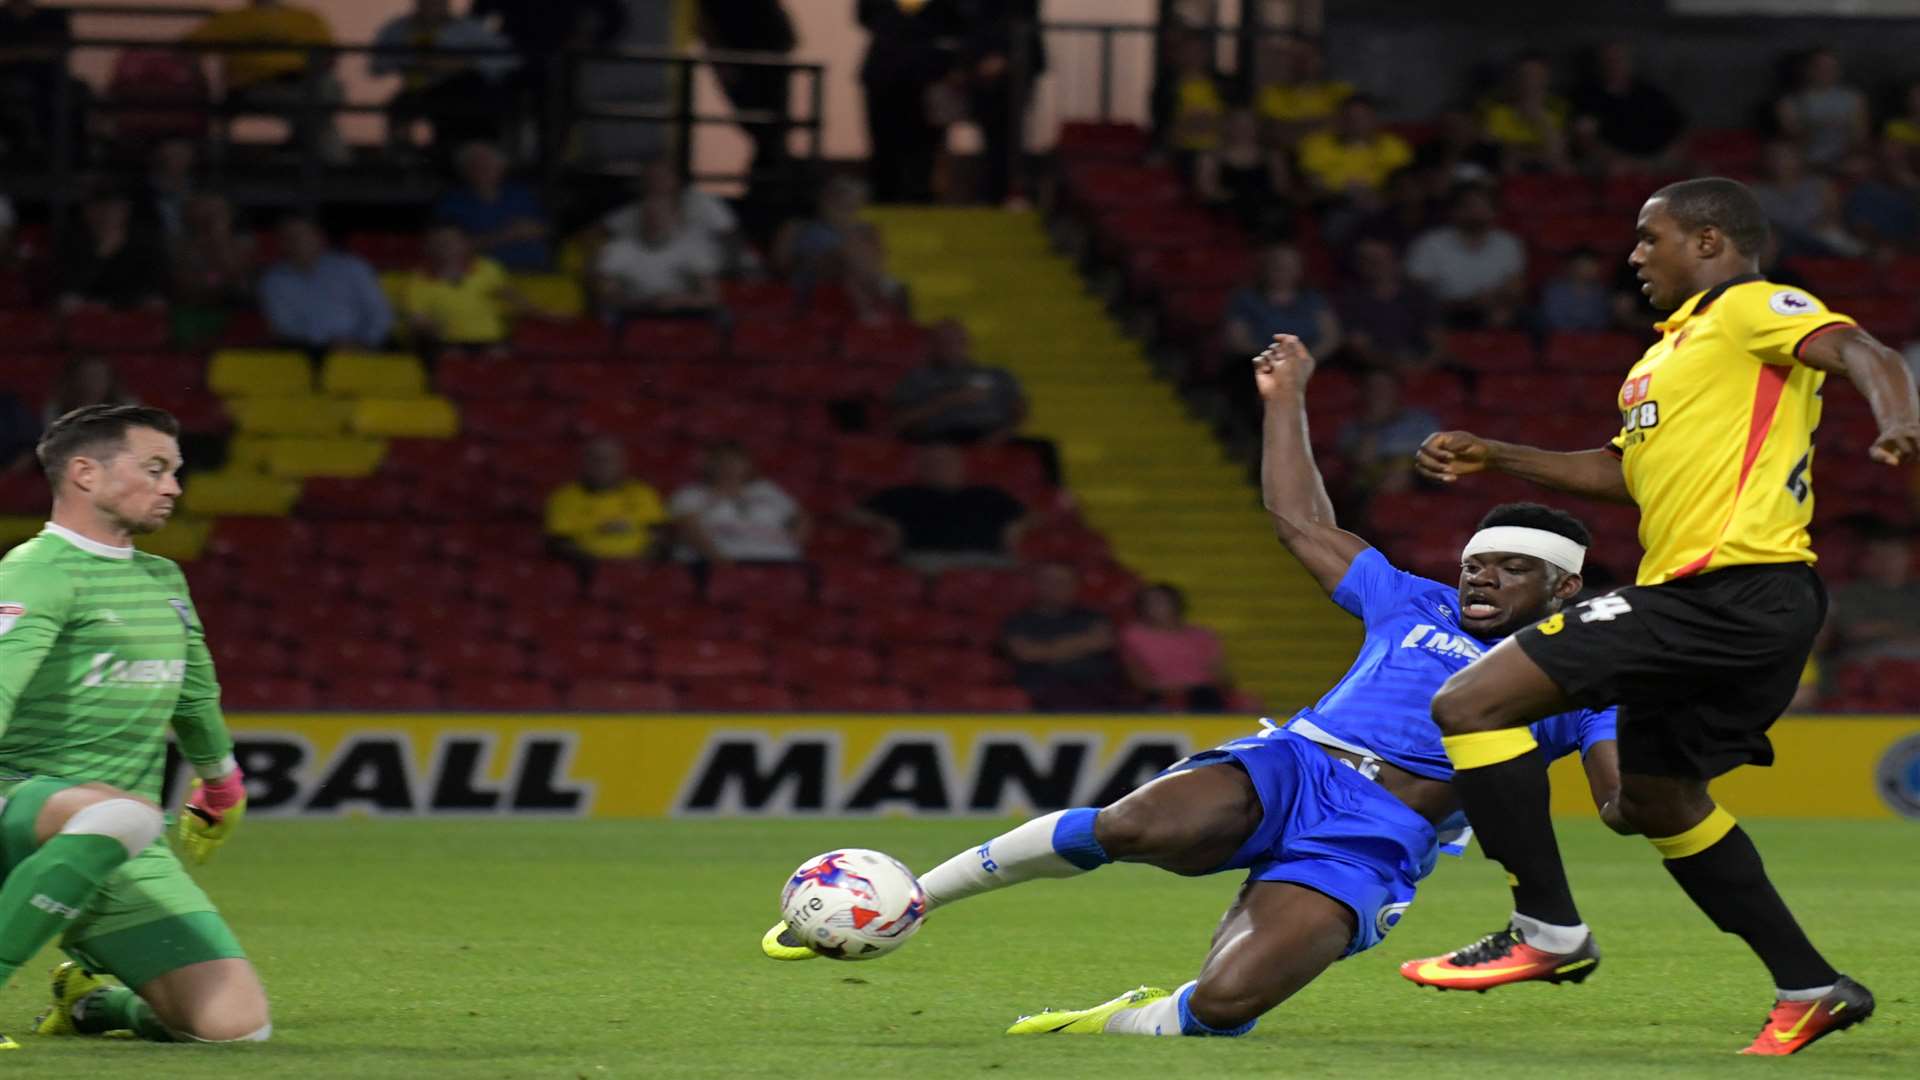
[0,1033,17,1050]
[1007,986,1172,1034]
[761,921,820,961]
[34,962,105,1036]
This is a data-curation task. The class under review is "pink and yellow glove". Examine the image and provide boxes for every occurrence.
[176,769,247,865]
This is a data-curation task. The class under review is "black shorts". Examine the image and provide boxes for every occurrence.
[1515,562,1827,780]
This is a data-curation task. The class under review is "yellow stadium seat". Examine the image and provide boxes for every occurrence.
[208,350,312,397]
[350,396,459,438]
[321,351,428,398]
[227,396,353,436]
[180,471,301,517]
[261,437,388,479]
[134,515,212,561]
[0,516,45,548]
[510,273,586,318]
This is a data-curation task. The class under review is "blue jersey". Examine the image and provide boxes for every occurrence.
[1291,548,1615,779]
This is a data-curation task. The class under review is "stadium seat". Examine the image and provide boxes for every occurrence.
[1500,174,1595,218]
[705,564,814,611]
[591,562,699,607]
[219,676,317,711]
[564,679,677,711]
[179,470,301,517]
[886,646,1007,688]
[1779,257,1881,298]
[539,361,631,401]
[922,684,1030,712]
[461,399,574,442]
[65,308,170,351]
[1055,120,1150,159]
[296,476,410,518]
[0,311,60,351]
[351,397,460,439]
[509,273,586,317]
[206,517,316,561]
[418,639,531,680]
[862,607,995,648]
[774,643,881,689]
[633,606,751,643]
[443,677,560,711]
[260,436,388,479]
[535,636,651,682]
[1443,330,1536,373]
[678,681,794,711]
[931,568,1033,619]
[321,678,442,710]
[733,318,839,364]
[468,559,583,605]
[208,350,314,397]
[720,280,800,315]
[842,321,929,368]
[816,564,926,610]
[621,319,721,359]
[322,351,429,397]
[298,636,418,681]
[575,398,680,440]
[438,355,537,400]
[209,638,292,677]
[347,232,423,270]
[1688,128,1762,173]
[227,396,352,436]
[0,353,59,397]
[654,639,769,681]
[511,318,614,356]
[1398,370,1471,413]
[345,559,470,602]
[1542,332,1647,374]
[801,683,915,711]
[218,310,271,347]
[1840,295,1917,341]
[141,388,232,434]
[115,352,208,394]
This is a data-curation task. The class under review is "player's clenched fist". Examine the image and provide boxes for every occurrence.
[1415,430,1492,483]
[1252,334,1316,399]
[1870,421,1920,466]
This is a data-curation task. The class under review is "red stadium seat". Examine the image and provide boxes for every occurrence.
[1688,128,1762,173]
[886,646,1008,688]
[1598,173,1684,214]
[564,679,677,711]
[539,361,630,401]
[621,319,721,360]
[1398,370,1471,413]
[346,560,470,604]
[297,635,416,681]
[1443,330,1536,373]
[1526,214,1630,256]
[591,562,698,607]
[417,638,529,680]
[64,308,170,351]
[1840,295,1918,340]
[0,353,59,397]
[219,676,317,711]
[679,681,794,711]
[209,638,292,677]
[921,684,1030,712]
[347,232,423,270]
[443,677,560,711]
[1063,163,1186,209]
[800,683,915,711]
[930,568,1033,619]
[461,400,576,442]
[637,605,763,643]
[290,599,391,642]
[655,639,769,681]
[720,280,800,315]
[514,603,621,645]
[1779,257,1881,298]
[773,643,881,689]
[807,523,894,560]
[1056,121,1151,159]
[816,564,926,610]
[860,607,994,648]
[466,558,585,604]
[534,636,651,682]
[0,311,59,351]
[733,317,840,363]
[218,310,271,347]
[1542,332,1646,374]
[115,352,206,394]
[438,355,537,400]
[206,518,316,562]
[511,319,614,356]
[320,678,442,710]
[1501,174,1595,218]
[705,564,814,611]
[297,477,411,518]
[842,321,929,368]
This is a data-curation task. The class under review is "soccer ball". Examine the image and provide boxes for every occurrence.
[780,849,927,960]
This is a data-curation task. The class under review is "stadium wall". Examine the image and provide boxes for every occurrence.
[201,715,1920,821]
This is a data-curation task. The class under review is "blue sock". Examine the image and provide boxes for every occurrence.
[1050,807,1112,870]
[1177,982,1258,1037]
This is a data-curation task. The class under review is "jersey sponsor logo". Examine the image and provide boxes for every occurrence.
[82,652,186,688]
[1397,623,1486,661]
[1620,374,1653,407]
[29,893,84,919]
[1875,733,1920,820]
[1768,289,1815,316]
[0,602,22,636]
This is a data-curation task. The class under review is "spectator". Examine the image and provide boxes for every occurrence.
[1774,47,1868,170]
[1478,54,1569,173]
[1841,137,1920,256]
[470,0,624,160]
[1884,79,1920,153]
[54,185,167,314]
[1335,238,1439,370]
[848,444,1028,572]
[544,436,667,563]
[1414,109,1502,188]
[372,0,518,157]
[603,160,737,274]
[1223,243,1341,361]
[772,174,866,284]
[1339,369,1440,498]
[1195,107,1301,238]
[1752,140,1864,257]
[842,222,910,324]
[1252,34,1352,145]
[1539,248,1615,333]
[954,0,1046,205]
[1349,166,1436,254]
[668,441,808,564]
[592,195,721,317]
[1405,183,1526,328]
[169,193,257,344]
[433,141,551,271]
[857,0,961,203]
[1001,562,1131,713]
[888,319,1027,444]
[694,0,795,195]
[183,0,348,165]
[259,215,393,352]
[1827,518,1920,662]
[131,138,196,241]
[1150,31,1227,169]
[1568,42,1686,166]
[1120,583,1230,712]
[1297,95,1413,199]
[0,0,86,159]
[394,225,552,357]
[44,355,136,427]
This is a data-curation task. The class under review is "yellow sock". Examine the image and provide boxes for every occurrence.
[1650,806,1737,859]
[1441,728,1540,770]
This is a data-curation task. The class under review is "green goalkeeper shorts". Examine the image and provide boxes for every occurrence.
[0,776,247,988]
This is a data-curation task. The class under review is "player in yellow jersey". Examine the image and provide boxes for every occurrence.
[1403,178,1920,1056]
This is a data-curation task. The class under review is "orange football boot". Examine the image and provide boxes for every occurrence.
[1399,925,1600,992]
[1738,976,1874,1056]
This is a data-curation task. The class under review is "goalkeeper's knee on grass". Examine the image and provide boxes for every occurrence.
[0,799,162,986]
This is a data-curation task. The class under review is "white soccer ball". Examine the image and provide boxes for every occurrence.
[780,848,927,960]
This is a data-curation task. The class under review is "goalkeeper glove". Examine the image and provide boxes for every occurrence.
[176,769,247,865]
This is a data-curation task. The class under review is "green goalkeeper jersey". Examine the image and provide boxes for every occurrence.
[0,525,234,801]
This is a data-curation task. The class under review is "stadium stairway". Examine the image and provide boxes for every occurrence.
[866,207,1357,711]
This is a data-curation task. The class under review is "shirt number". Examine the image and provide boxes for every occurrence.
[1621,402,1659,432]
[1579,595,1633,623]
[1786,449,1811,503]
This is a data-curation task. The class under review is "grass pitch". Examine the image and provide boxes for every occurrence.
[3,817,1914,1079]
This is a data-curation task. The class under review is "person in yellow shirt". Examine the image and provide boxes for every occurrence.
[1254,35,1352,145]
[394,225,551,357]
[1297,95,1412,197]
[1883,79,1920,150]
[183,0,346,164]
[1477,54,1568,172]
[1152,31,1226,161]
[544,436,668,562]
[1409,177,1919,1055]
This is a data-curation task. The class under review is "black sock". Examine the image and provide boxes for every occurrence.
[1663,826,1837,991]
[1451,748,1583,926]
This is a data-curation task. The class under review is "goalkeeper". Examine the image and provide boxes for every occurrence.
[0,404,266,1051]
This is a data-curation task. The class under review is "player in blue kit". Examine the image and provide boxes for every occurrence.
[761,335,1622,1037]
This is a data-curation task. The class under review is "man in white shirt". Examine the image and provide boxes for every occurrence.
[602,160,738,273]
[668,442,807,563]
[592,195,719,315]
[1406,183,1527,328]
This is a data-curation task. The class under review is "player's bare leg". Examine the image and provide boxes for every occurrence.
[133,958,271,1042]
[1404,640,1598,990]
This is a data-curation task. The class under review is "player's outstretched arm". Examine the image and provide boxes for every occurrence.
[1416,431,1634,504]
[1255,334,1369,595]
[1795,325,1920,465]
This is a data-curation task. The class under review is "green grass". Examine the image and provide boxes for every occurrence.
[3,818,1915,1079]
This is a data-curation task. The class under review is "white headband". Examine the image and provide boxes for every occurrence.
[1461,526,1585,575]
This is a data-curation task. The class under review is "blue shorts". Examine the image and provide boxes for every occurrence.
[1161,728,1440,957]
